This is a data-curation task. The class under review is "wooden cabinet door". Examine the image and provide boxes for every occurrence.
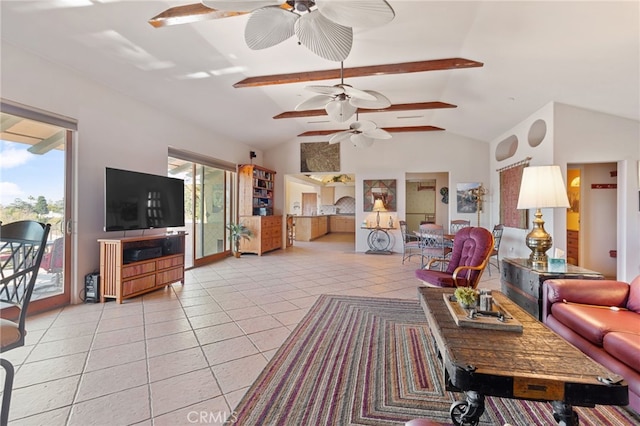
[320,187,335,205]
[302,192,317,216]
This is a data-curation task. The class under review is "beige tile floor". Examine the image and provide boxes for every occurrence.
[1,233,502,426]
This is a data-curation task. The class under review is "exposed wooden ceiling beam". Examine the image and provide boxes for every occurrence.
[149,4,247,28]
[234,58,483,88]
[298,126,444,137]
[274,101,457,119]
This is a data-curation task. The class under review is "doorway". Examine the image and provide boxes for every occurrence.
[405,172,448,232]
[567,162,617,278]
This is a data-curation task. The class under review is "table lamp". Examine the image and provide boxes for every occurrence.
[516,165,570,267]
[372,198,387,228]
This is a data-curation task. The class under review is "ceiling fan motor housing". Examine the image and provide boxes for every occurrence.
[288,0,315,13]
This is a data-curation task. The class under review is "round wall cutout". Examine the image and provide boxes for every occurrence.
[528,119,547,147]
[495,135,518,161]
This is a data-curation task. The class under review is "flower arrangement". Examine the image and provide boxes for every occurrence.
[454,287,478,307]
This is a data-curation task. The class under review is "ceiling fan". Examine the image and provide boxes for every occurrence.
[295,62,391,122]
[329,119,392,148]
[150,1,395,62]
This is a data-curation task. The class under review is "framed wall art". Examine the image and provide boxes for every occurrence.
[300,142,340,172]
[363,179,396,211]
[456,183,480,213]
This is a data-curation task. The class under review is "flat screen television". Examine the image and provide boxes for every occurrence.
[104,167,185,232]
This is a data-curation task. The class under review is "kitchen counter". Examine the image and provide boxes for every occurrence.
[328,215,355,233]
[294,216,328,241]
[293,215,355,240]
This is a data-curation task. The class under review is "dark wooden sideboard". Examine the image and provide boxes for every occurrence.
[501,258,603,320]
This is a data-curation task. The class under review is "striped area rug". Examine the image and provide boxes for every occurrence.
[232,295,639,425]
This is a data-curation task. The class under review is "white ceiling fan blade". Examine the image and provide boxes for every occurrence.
[315,0,395,28]
[305,85,345,96]
[245,6,297,50]
[295,95,333,111]
[350,120,377,132]
[364,127,392,140]
[326,99,357,122]
[341,85,376,101]
[329,130,354,144]
[351,133,375,148]
[202,1,280,12]
[295,11,353,62]
[350,90,391,109]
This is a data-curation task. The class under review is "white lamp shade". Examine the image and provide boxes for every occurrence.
[372,198,386,212]
[517,165,570,209]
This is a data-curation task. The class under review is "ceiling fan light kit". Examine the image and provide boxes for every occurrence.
[328,119,391,148]
[296,61,392,122]
[325,99,357,122]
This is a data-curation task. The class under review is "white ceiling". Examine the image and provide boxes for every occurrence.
[1,1,638,151]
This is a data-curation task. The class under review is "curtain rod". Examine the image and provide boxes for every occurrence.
[496,156,531,172]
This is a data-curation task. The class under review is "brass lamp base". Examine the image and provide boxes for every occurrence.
[525,208,553,268]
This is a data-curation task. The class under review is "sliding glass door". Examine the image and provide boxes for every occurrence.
[0,106,74,312]
[168,153,236,268]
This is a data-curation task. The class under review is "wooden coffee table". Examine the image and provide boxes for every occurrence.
[418,287,628,426]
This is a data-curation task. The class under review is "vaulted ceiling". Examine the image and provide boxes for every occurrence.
[1,1,638,150]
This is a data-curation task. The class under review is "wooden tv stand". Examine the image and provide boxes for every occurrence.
[98,233,185,303]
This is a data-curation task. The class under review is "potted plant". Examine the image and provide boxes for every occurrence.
[454,287,478,309]
[227,222,253,258]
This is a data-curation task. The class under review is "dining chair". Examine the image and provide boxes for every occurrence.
[399,220,422,264]
[487,224,504,276]
[450,219,471,235]
[415,226,494,289]
[1,220,50,426]
[418,226,448,269]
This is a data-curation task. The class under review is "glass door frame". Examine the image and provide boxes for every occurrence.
[0,103,74,316]
[168,151,237,269]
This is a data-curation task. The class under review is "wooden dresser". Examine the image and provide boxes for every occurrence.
[237,164,282,255]
[501,257,603,320]
[238,215,282,255]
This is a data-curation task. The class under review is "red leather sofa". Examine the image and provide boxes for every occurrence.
[542,276,640,414]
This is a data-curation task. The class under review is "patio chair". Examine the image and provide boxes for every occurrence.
[41,236,64,288]
[415,226,494,289]
[0,220,50,426]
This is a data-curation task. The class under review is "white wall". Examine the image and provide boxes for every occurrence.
[489,103,556,261]
[2,44,262,303]
[265,131,490,253]
[489,101,640,281]
[285,178,318,215]
[554,103,640,281]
